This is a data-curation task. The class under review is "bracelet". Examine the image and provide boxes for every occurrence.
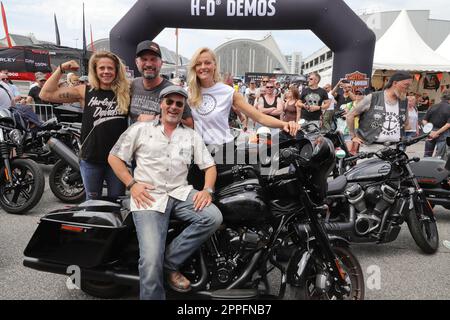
[59,64,65,74]
[126,179,137,191]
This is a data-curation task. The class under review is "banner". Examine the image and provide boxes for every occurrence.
[0,48,51,73]
[423,73,441,91]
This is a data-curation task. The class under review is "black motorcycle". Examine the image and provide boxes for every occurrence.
[409,137,450,210]
[24,134,365,300]
[0,109,45,214]
[322,129,439,254]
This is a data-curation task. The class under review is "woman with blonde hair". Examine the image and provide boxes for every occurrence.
[187,47,298,189]
[40,51,131,200]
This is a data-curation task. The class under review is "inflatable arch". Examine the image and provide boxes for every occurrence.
[110,0,376,85]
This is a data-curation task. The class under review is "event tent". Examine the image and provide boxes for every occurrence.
[436,34,450,61]
[373,10,450,72]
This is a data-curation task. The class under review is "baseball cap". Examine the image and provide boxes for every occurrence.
[36,73,47,81]
[159,85,188,100]
[136,40,162,58]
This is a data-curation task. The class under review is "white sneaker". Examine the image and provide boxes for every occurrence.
[443,240,450,250]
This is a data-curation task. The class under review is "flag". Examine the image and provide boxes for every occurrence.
[90,24,95,52]
[54,14,61,46]
[1,2,12,48]
[82,3,88,74]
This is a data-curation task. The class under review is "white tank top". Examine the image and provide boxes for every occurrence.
[191,82,235,145]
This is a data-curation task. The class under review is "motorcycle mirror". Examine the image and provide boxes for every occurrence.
[336,149,346,159]
[422,123,433,134]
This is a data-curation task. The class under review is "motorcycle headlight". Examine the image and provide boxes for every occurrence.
[9,129,23,145]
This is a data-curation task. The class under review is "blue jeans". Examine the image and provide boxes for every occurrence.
[79,160,125,200]
[424,136,448,159]
[133,190,223,300]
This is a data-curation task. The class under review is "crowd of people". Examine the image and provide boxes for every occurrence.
[0,40,449,300]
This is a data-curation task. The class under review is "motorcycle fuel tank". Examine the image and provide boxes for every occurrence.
[346,159,392,182]
[410,158,449,186]
[214,178,270,226]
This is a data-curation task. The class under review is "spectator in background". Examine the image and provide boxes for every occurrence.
[418,92,430,111]
[27,73,49,105]
[245,80,257,106]
[404,93,419,139]
[322,83,337,131]
[0,73,14,110]
[298,72,330,128]
[79,75,89,87]
[256,80,283,121]
[422,90,450,159]
[282,86,301,123]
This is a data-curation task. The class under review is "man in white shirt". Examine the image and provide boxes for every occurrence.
[108,86,222,300]
[0,73,14,110]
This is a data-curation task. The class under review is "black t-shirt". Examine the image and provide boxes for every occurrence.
[423,101,450,130]
[418,95,430,111]
[335,93,353,109]
[80,88,128,164]
[28,86,49,105]
[300,87,329,121]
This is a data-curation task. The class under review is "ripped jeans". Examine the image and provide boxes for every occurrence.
[79,160,125,200]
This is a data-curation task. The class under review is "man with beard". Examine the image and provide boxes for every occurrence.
[346,71,412,153]
[130,40,193,128]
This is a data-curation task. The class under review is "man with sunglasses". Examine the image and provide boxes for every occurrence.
[130,40,193,128]
[109,85,222,300]
[26,73,50,105]
[298,72,330,127]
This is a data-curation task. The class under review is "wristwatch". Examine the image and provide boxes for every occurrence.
[204,187,214,195]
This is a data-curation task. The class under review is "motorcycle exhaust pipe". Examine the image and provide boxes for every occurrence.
[296,206,357,235]
[47,137,80,171]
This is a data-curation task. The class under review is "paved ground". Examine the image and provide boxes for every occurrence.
[0,141,449,300]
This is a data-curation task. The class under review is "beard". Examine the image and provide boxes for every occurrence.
[393,88,407,101]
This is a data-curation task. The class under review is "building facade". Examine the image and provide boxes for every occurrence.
[214,34,290,77]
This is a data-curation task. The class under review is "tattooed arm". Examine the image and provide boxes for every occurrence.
[39,60,85,107]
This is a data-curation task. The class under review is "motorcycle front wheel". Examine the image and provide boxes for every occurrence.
[49,160,85,203]
[0,158,45,214]
[287,246,365,300]
[407,194,439,254]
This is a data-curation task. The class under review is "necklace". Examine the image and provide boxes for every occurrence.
[384,91,397,106]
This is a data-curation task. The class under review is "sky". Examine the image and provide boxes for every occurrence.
[2,0,449,59]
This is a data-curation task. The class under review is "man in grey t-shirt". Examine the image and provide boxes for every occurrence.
[130,40,193,127]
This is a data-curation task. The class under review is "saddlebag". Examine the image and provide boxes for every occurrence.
[24,200,133,268]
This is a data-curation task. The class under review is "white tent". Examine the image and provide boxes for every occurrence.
[373,10,450,72]
[436,34,450,61]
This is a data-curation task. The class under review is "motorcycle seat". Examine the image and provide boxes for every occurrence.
[327,175,347,196]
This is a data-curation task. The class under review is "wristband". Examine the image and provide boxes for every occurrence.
[59,64,66,74]
[126,179,137,191]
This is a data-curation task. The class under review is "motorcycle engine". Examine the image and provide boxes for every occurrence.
[344,183,397,236]
[208,226,270,288]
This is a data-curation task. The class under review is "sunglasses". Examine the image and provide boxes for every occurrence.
[165,98,184,108]
[266,86,274,89]
[262,81,268,83]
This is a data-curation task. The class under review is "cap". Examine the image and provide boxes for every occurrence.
[36,74,47,81]
[136,40,162,58]
[385,71,412,88]
[159,85,188,100]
